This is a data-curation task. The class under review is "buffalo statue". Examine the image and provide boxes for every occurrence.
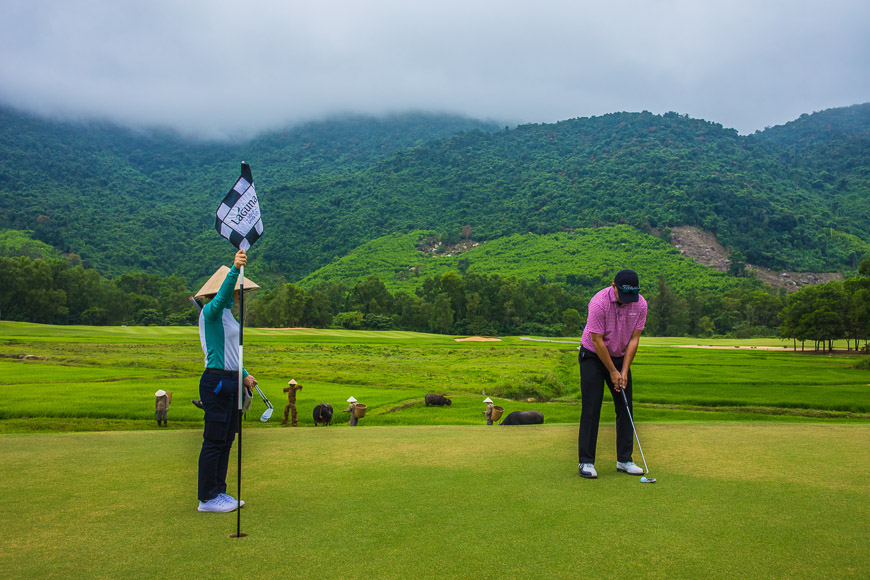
[313,403,334,426]
[424,393,452,407]
[500,410,544,425]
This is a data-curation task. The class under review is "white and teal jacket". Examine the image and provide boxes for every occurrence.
[198,265,249,377]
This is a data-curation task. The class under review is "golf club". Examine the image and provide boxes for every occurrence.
[254,384,273,422]
[619,387,656,483]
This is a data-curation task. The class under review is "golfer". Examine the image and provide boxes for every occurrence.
[577,269,647,479]
[194,249,260,512]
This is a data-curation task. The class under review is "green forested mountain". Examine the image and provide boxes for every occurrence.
[0,108,497,280]
[265,107,870,280]
[1,104,869,289]
[753,102,870,248]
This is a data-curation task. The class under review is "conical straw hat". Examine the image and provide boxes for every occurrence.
[195,265,261,298]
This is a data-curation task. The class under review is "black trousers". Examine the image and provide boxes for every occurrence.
[198,371,240,502]
[578,349,634,464]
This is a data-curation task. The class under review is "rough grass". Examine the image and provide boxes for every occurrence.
[0,424,867,579]
[1,321,869,432]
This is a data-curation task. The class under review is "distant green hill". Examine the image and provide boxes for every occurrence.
[301,225,761,296]
[0,229,60,260]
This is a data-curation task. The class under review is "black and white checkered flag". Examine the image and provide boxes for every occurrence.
[215,162,264,251]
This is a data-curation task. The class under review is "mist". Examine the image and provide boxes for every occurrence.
[1,0,868,140]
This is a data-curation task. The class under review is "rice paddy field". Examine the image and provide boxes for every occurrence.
[0,321,868,579]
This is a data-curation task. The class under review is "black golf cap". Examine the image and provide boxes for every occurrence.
[613,269,640,303]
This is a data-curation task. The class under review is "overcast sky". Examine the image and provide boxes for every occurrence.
[1,0,868,140]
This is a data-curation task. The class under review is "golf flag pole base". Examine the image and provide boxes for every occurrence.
[229,533,249,538]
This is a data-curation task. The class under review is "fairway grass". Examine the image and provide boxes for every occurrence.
[1,423,867,579]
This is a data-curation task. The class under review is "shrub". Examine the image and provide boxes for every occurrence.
[363,313,394,330]
[134,308,162,326]
[333,311,364,329]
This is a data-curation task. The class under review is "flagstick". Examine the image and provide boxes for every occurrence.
[233,264,246,538]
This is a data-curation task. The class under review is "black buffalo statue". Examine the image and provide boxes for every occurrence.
[500,410,544,425]
[313,403,334,426]
[424,393,452,407]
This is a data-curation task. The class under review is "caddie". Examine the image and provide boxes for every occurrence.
[193,249,260,512]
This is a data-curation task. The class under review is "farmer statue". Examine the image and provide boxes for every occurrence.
[483,396,494,425]
[155,389,172,427]
[343,396,363,426]
[282,379,303,426]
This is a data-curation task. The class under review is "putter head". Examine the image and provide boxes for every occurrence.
[260,407,273,422]
[640,476,656,483]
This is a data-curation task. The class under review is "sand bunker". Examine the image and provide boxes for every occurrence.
[454,336,502,342]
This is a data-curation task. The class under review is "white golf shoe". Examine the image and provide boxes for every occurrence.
[617,461,644,475]
[198,495,237,513]
[579,463,598,479]
[219,493,245,509]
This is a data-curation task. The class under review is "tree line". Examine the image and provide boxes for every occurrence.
[2,253,867,349]
[0,256,196,326]
[248,271,789,340]
[778,267,870,352]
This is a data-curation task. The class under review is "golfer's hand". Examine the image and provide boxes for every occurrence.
[234,250,247,269]
[244,375,256,389]
[610,369,623,391]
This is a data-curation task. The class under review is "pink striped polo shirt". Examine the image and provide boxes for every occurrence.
[579,286,647,357]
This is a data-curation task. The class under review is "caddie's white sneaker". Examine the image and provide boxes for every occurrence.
[198,495,237,513]
[219,493,245,509]
[617,461,644,475]
[579,463,598,479]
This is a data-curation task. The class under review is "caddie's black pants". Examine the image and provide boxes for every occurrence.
[198,370,240,502]
[578,348,634,465]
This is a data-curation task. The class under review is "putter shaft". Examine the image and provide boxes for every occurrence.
[619,388,652,477]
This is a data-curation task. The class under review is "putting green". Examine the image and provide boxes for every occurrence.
[1,423,867,579]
